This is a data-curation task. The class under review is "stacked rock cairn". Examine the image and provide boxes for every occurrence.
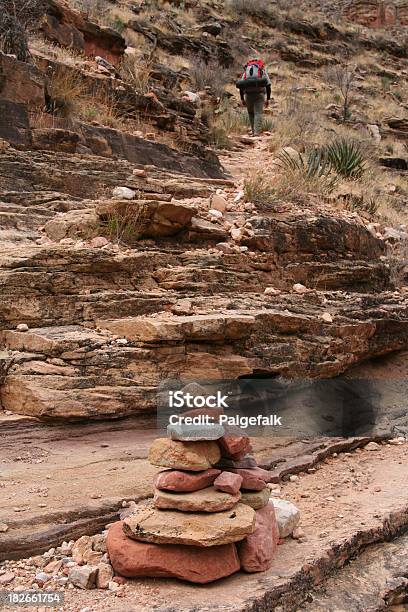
[107,421,280,583]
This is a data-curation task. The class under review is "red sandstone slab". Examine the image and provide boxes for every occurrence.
[107,521,240,584]
[154,469,221,492]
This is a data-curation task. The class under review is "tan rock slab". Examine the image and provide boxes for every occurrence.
[240,488,270,510]
[123,502,256,547]
[149,438,221,471]
[154,486,241,512]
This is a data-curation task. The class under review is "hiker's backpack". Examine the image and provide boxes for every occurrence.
[236,59,268,91]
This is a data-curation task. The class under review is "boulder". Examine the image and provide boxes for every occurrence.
[112,186,136,200]
[238,502,279,572]
[44,210,99,242]
[154,468,221,493]
[240,488,270,510]
[167,422,225,442]
[107,521,240,584]
[271,498,300,538]
[149,438,221,471]
[154,485,241,512]
[123,501,255,547]
[44,209,99,242]
[42,0,126,64]
[214,472,243,495]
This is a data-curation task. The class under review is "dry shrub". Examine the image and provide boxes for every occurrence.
[120,55,153,94]
[269,91,324,152]
[79,90,125,129]
[101,201,150,244]
[46,68,86,119]
[190,59,226,98]
[244,163,336,209]
[229,0,271,19]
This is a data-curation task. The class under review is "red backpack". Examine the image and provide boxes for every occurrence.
[236,59,268,90]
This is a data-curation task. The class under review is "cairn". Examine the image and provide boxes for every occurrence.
[106,421,280,583]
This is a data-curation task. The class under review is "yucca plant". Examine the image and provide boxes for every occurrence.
[325,138,367,179]
[277,148,338,192]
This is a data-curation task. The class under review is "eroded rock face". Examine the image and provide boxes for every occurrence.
[123,502,256,546]
[42,0,126,63]
[343,0,407,27]
[107,521,240,583]
[0,54,44,109]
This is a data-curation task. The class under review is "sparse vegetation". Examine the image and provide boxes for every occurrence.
[102,202,149,245]
[46,68,125,129]
[326,64,357,123]
[229,0,271,19]
[120,55,153,94]
[190,60,226,99]
[45,68,86,119]
[0,0,44,62]
[325,138,367,179]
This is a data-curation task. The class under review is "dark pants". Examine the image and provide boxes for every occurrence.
[245,92,265,135]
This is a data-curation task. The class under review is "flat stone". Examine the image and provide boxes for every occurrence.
[238,502,279,572]
[149,438,221,471]
[271,498,301,538]
[240,488,270,510]
[107,521,240,584]
[167,423,225,442]
[214,472,243,495]
[232,467,271,491]
[155,468,221,493]
[154,486,241,512]
[123,501,255,547]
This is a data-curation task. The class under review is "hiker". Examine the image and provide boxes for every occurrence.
[236,58,271,136]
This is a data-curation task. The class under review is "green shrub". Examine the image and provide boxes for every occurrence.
[277,148,338,192]
[325,138,367,179]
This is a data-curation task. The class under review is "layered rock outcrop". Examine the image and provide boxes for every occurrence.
[344,0,408,27]
[42,0,126,63]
